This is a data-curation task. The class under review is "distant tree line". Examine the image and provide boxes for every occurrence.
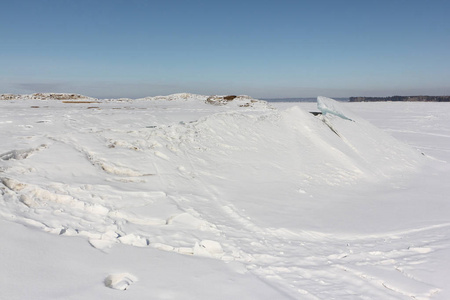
[349,96,450,102]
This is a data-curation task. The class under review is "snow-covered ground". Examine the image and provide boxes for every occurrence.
[1,94,449,299]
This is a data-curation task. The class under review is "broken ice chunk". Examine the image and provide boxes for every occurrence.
[104,273,138,290]
[317,96,353,121]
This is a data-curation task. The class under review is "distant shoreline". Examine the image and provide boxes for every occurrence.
[263,97,349,103]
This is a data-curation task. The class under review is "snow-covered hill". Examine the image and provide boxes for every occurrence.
[1,95,449,299]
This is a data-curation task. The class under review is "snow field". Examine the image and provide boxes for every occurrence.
[1,95,449,299]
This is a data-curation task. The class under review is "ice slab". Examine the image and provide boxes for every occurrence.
[317,96,353,121]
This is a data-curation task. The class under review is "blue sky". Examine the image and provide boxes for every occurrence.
[1,0,449,98]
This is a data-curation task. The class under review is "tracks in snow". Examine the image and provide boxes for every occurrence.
[206,199,446,299]
[156,143,446,299]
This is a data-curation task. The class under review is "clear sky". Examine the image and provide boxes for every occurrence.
[1,0,449,99]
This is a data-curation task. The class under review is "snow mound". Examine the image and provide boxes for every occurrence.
[0,93,97,101]
[313,97,422,177]
[137,93,208,101]
[135,93,270,109]
[205,95,267,108]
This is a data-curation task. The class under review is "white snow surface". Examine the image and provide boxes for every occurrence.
[1,94,449,299]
